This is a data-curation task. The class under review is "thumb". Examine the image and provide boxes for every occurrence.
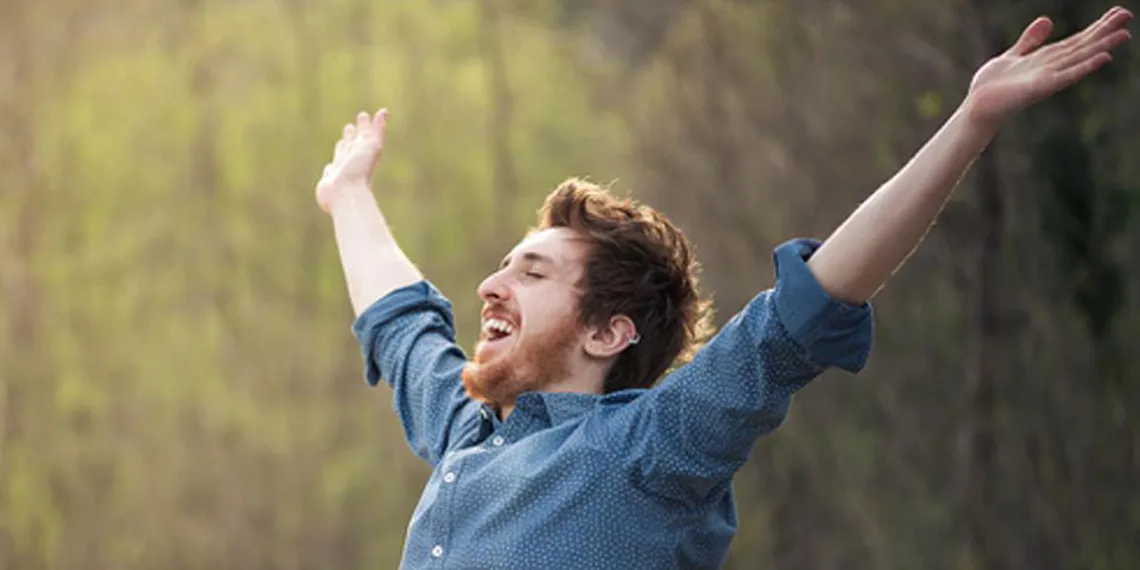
[1007,17,1054,56]
[373,108,388,134]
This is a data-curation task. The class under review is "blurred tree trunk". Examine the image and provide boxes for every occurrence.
[959,2,1139,568]
[692,3,765,250]
[185,0,221,298]
[959,134,1005,570]
[0,0,37,448]
[1022,1,1137,566]
[478,0,518,235]
[0,6,40,567]
[955,12,1009,570]
[0,0,88,565]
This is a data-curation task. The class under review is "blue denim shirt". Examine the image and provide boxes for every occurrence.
[352,239,874,569]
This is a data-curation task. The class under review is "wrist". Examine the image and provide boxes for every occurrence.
[326,182,375,215]
[957,95,1004,141]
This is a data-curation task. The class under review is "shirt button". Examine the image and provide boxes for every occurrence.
[443,472,456,483]
[492,435,505,446]
[431,545,443,558]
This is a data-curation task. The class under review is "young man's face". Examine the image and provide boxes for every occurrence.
[461,228,590,406]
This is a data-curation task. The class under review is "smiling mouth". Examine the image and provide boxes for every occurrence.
[481,317,516,343]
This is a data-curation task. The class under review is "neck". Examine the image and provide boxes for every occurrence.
[496,402,515,421]
[496,365,608,421]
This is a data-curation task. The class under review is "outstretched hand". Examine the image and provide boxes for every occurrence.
[966,6,1132,126]
[316,109,388,214]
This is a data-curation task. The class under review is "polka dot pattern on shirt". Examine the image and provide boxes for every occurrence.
[352,238,874,569]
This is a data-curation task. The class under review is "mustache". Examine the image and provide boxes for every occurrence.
[480,303,518,324]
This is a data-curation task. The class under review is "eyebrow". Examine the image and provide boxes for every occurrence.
[500,251,555,269]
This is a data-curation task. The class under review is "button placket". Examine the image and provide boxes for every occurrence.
[430,454,463,565]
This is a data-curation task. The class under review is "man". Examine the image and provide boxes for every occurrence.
[317,8,1131,568]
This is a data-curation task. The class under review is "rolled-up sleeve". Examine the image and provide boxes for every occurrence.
[602,238,874,504]
[351,281,479,467]
[772,238,874,372]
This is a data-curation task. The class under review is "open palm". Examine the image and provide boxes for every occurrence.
[968,6,1132,125]
[315,109,388,213]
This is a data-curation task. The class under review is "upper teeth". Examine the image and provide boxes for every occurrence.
[483,318,514,336]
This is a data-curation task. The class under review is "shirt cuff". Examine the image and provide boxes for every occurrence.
[772,238,874,373]
[350,281,454,386]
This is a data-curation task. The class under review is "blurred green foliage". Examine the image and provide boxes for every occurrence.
[1,0,1137,569]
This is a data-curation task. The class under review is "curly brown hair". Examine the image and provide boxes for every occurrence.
[534,177,716,393]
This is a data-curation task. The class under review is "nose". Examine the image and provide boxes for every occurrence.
[477,270,511,304]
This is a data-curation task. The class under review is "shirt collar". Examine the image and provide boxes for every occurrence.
[514,391,601,427]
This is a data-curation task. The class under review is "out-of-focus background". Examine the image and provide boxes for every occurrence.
[1,0,1138,568]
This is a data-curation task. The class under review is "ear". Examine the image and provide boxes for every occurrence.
[583,314,639,359]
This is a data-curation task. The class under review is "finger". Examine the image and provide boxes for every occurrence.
[1074,7,1132,45]
[356,111,371,132]
[335,138,347,157]
[1008,17,1054,56]
[1094,7,1132,34]
[1048,7,1130,56]
[1060,7,1119,46]
[1048,52,1113,92]
[1054,28,1131,70]
[373,108,388,132]
[373,108,388,144]
[342,123,355,141]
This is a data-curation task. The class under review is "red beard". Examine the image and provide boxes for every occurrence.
[461,321,579,408]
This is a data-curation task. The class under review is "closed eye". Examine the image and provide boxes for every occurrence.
[525,271,545,279]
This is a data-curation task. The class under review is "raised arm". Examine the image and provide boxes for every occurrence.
[808,7,1132,305]
[317,109,423,316]
[601,239,872,505]
[602,8,1131,506]
[319,110,480,466]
